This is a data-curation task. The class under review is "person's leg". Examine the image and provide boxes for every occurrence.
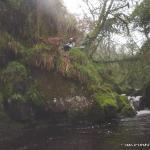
[63,45,70,51]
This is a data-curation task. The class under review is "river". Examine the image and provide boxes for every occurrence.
[0,110,150,150]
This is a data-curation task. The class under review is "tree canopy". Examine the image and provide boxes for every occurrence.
[132,0,150,40]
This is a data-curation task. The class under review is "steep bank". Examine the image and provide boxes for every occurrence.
[0,33,135,123]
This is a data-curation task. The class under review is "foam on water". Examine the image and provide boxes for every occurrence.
[137,109,150,116]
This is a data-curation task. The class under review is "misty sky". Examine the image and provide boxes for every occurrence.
[63,0,87,18]
[63,0,144,47]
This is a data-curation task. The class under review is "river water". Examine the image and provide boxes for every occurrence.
[0,110,150,150]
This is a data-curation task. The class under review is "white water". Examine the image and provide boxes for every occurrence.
[128,96,142,102]
[127,95,143,111]
[137,109,150,116]
[127,95,150,116]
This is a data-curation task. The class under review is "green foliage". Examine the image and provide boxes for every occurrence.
[0,31,11,49]
[26,87,44,107]
[117,95,135,116]
[94,92,135,117]
[74,63,100,83]
[93,92,119,119]
[1,61,27,83]
[0,31,25,57]
[132,0,150,38]
[94,92,118,108]
[24,43,56,71]
[121,105,135,117]
[10,93,25,103]
[24,43,52,62]
[117,95,129,109]
[7,0,24,9]
[68,48,89,64]
[26,43,52,55]
[1,61,28,100]
[68,48,101,84]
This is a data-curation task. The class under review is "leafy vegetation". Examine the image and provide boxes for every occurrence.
[0,0,149,123]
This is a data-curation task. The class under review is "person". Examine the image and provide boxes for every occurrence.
[63,37,75,51]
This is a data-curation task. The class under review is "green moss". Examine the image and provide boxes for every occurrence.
[10,93,25,103]
[2,61,27,83]
[24,43,55,71]
[0,31,12,49]
[57,49,102,95]
[1,62,28,100]
[74,63,100,82]
[93,92,119,119]
[117,95,135,117]
[93,92,135,118]
[117,95,129,108]
[121,105,135,117]
[87,83,100,93]
[94,92,118,108]
[25,43,52,56]
[68,48,89,64]
[26,87,44,107]
[0,31,25,55]
[2,83,14,100]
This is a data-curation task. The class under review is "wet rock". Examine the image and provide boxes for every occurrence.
[4,100,33,121]
[140,82,150,109]
[128,96,142,111]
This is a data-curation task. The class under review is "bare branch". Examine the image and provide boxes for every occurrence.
[109,3,129,13]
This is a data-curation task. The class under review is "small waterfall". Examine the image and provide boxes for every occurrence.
[127,95,150,116]
[137,109,150,116]
[128,96,142,111]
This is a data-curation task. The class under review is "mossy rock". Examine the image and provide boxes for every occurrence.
[116,95,136,117]
[94,92,135,118]
[4,93,32,121]
[116,95,129,111]
[94,92,118,108]
[26,87,44,107]
[94,92,118,119]
[120,105,136,117]
[140,81,150,109]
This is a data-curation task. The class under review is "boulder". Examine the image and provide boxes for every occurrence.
[140,82,150,109]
